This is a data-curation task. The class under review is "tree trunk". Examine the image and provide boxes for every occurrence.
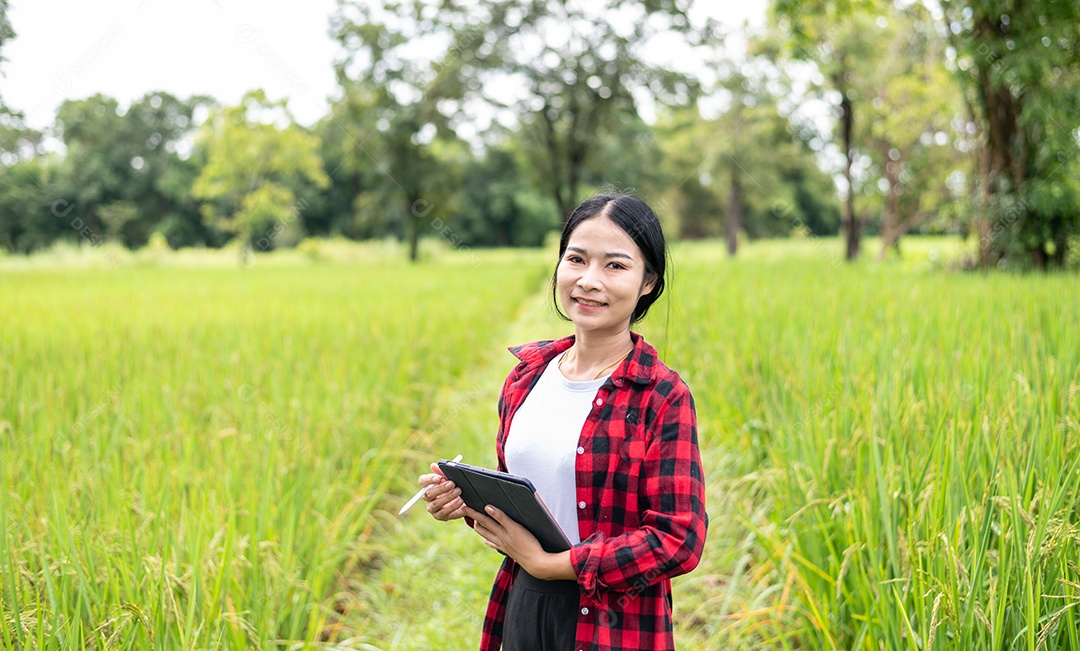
[726,164,742,257]
[879,225,897,261]
[407,197,420,262]
[879,148,902,260]
[540,105,569,220]
[1032,245,1046,270]
[1054,225,1069,267]
[839,89,859,261]
[973,14,1023,267]
[976,129,993,268]
[961,80,991,264]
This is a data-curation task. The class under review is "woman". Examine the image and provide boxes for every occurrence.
[419,193,707,651]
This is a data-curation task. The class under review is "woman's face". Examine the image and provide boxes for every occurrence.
[556,214,656,337]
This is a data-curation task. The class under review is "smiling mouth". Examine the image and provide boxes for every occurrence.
[574,298,607,307]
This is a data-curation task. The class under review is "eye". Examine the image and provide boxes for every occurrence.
[565,254,584,264]
[607,261,626,270]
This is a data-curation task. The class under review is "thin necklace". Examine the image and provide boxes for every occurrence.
[558,346,634,380]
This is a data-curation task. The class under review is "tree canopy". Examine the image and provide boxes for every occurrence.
[0,0,1077,269]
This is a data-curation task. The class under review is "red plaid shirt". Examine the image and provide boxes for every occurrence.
[479,332,708,651]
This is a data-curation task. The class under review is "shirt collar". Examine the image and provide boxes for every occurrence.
[508,331,656,386]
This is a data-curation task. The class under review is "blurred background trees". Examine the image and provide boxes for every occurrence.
[193,90,329,251]
[941,0,1080,269]
[0,0,1077,269]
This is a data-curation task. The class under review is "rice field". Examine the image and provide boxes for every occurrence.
[0,253,547,648]
[664,242,1080,650]
[1,238,1078,650]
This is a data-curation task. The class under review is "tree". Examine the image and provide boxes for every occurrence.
[0,0,13,111]
[192,91,329,250]
[452,145,558,247]
[307,95,383,241]
[52,95,131,243]
[0,158,54,253]
[771,0,881,261]
[333,0,716,230]
[653,75,840,246]
[49,92,207,249]
[121,92,210,248]
[940,0,1080,269]
[852,3,969,258]
[0,0,52,255]
[330,3,464,261]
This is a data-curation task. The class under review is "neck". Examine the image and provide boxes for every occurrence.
[560,327,634,381]
[572,328,633,363]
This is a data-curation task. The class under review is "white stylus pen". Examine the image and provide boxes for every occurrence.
[398,454,463,516]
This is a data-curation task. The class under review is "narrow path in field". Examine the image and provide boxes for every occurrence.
[342,281,560,650]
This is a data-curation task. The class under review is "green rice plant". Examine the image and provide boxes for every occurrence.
[0,255,547,649]
[7,237,1075,650]
[657,242,1080,650]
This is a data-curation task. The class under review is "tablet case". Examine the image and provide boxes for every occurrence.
[438,459,572,553]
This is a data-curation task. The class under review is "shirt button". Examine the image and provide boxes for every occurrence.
[578,501,586,509]
[576,446,584,454]
[595,398,603,406]
[581,607,589,615]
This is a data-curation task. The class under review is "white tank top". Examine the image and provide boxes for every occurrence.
[505,351,608,546]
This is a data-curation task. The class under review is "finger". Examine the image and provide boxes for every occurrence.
[418,473,445,487]
[430,486,462,510]
[433,497,465,520]
[424,480,456,501]
[429,492,464,520]
[427,488,462,515]
[463,506,489,525]
[464,506,502,536]
[472,520,498,546]
[428,462,447,478]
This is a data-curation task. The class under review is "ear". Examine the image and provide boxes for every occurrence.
[639,271,657,298]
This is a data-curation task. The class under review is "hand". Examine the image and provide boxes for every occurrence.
[464,505,576,581]
[420,462,465,521]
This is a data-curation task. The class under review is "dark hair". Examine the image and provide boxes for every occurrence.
[551,193,668,324]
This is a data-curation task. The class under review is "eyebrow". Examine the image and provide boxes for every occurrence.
[566,246,634,261]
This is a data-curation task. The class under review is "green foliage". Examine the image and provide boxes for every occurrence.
[674,249,1080,649]
[0,253,547,648]
[122,92,212,248]
[654,94,840,241]
[851,2,970,257]
[331,3,464,260]
[0,0,12,88]
[451,147,559,247]
[941,0,1080,268]
[0,0,1075,267]
[41,92,208,250]
[770,0,902,260]
[0,158,56,253]
[333,0,716,223]
[51,94,130,240]
[304,98,380,241]
[193,91,329,249]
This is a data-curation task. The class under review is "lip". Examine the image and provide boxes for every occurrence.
[572,297,607,309]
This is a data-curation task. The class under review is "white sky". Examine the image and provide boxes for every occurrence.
[2,0,768,132]
[3,0,341,130]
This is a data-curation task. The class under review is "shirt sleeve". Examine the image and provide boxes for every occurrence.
[569,387,707,600]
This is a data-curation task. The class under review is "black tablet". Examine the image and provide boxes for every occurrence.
[438,459,572,553]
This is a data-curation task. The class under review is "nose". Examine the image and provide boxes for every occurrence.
[576,261,602,291]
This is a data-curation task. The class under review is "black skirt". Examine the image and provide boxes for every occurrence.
[503,569,580,651]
